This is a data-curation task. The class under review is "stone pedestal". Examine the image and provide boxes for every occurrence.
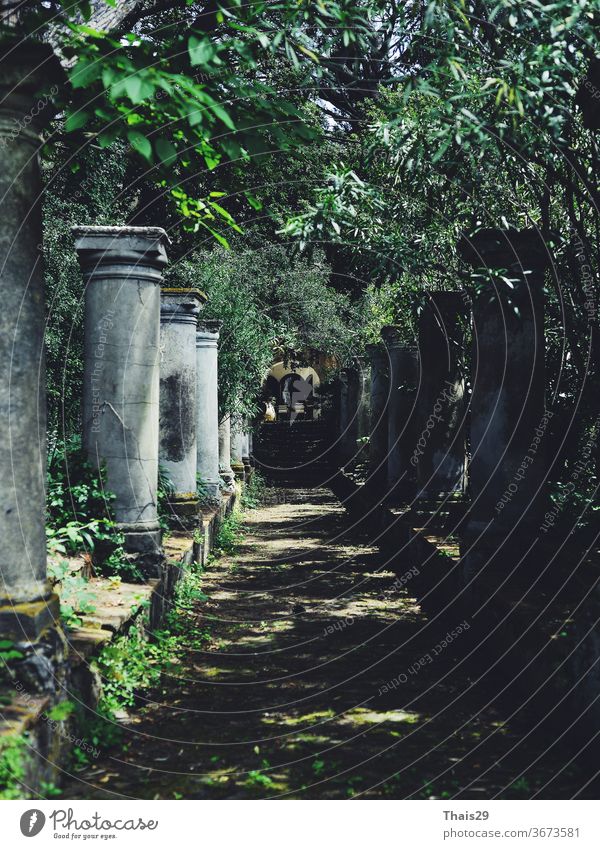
[219,414,236,492]
[415,292,468,500]
[0,42,63,656]
[75,226,170,578]
[196,320,222,502]
[230,415,246,480]
[459,228,550,608]
[381,327,419,503]
[159,289,206,527]
[366,344,389,489]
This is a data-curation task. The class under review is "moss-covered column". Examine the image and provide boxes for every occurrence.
[219,414,236,492]
[366,343,389,490]
[196,320,222,502]
[0,42,63,650]
[75,226,170,577]
[381,327,419,503]
[459,228,549,605]
[414,292,468,500]
[159,289,206,527]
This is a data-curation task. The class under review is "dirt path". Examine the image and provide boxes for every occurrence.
[61,487,593,799]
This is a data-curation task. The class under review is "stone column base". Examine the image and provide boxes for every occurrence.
[119,523,164,578]
[220,476,235,494]
[0,596,66,695]
[0,595,60,641]
[232,462,245,481]
[162,493,201,531]
[198,481,221,504]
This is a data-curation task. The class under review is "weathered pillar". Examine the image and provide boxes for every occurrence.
[241,427,252,479]
[366,343,389,489]
[230,415,246,480]
[459,228,549,607]
[357,359,371,461]
[337,368,359,466]
[381,327,419,503]
[219,414,236,492]
[75,226,170,577]
[196,320,222,502]
[414,292,468,500]
[0,42,63,650]
[248,430,254,466]
[159,289,206,527]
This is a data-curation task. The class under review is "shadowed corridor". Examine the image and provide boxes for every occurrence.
[61,487,595,800]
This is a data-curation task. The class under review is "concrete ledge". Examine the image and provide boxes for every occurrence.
[0,486,241,798]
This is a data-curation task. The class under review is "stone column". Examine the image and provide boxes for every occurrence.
[338,368,359,467]
[219,414,236,492]
[241,427,252,479]
[459,228,549,604]
[75,226,170,577]
[196,320,222,502]
[366,343,389,490]
[159,289,206,527]
[230,415,246,480]
[414,292,468,500]
[357,359,371,461]
[381,327,419,503]
[0,42,63,647]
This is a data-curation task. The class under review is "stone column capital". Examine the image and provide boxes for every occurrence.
[73,226,170,284]
[381,325,412,351]
[0,40,64,146]
[458,228,551,274]
[196,319,222,345]
[160,288,206,324]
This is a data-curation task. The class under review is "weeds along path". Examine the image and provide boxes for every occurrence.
[61,487,591,799]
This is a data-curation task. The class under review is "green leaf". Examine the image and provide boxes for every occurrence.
[65,110,90,132]
[70,58,101,89]
[210,102,235,131]
[124,74,156,104]
[127,130,153,162]
[155,137,178,167]
[188,35,216,66]
[47,701,75,721]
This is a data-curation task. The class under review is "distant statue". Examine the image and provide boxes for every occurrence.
[264,398,276,422]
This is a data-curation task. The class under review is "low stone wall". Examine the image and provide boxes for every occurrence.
[0,489,239,798]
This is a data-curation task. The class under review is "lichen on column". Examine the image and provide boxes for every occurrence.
[0,41,64,664]
[159,288,206,527]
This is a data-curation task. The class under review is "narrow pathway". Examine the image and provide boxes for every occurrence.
[62,488,591,799]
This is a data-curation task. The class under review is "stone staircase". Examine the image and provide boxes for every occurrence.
[252,420,339,486]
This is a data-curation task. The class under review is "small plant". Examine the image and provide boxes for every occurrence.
[245,769,276,789]
[46,436,124,574]
[0,734,28,800]
[240,470,266,509]
[213,511,244,555]
[47,560,97,629]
